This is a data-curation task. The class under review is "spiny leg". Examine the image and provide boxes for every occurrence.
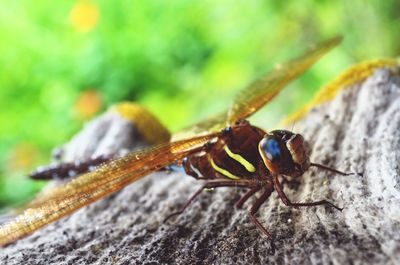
[279,175,301,186]
[272,174,342,211]
[310,162,361,177]
[235,187,259,209]
[164,179,258,223]
[248,188,273,240]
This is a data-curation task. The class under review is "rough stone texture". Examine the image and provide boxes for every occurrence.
[1,68,400,265]
[56,110,151,162]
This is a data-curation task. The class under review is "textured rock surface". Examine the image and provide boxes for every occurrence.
[1,68,400,264]
[57,109,151,162]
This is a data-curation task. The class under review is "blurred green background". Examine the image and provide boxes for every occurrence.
[0,0,398,210]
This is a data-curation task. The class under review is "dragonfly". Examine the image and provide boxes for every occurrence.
[0,36,352,246]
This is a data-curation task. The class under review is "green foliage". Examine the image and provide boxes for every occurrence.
[0,0,398,208]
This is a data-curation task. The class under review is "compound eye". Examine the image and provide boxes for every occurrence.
[262,139,281,162]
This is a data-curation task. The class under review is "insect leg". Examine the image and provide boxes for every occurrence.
[235,187,259,209]
[272,175,342,211]
[310,162,360,176]
[164,179,257,223]
[248,188,273,240]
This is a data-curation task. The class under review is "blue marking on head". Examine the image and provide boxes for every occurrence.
[263,139,281,161]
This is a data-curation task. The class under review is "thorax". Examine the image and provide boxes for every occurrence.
[204,122,267,180]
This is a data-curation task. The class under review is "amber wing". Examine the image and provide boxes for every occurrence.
[226,36,342,124]
[172,112,227,141]
[173,36,342,139]
[0,133,218,246]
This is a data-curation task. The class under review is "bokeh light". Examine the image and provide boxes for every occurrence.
[69,1,100,33]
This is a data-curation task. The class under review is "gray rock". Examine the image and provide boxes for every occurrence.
[59,109,151,162]
[1,68,400,265]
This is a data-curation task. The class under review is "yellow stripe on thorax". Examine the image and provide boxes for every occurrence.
[209,157,241,180]
[223,145,256,173]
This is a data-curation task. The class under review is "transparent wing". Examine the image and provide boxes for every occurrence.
[172,112,227,141]
[226,36,342,124]
[0,133,218,246]
[173,36,342,138]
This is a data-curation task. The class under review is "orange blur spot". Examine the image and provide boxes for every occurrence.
[75,90,103,119]
[69,1,100,33]
[7,143,40,172]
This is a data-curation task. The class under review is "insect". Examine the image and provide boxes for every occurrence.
[0,36,352,246]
